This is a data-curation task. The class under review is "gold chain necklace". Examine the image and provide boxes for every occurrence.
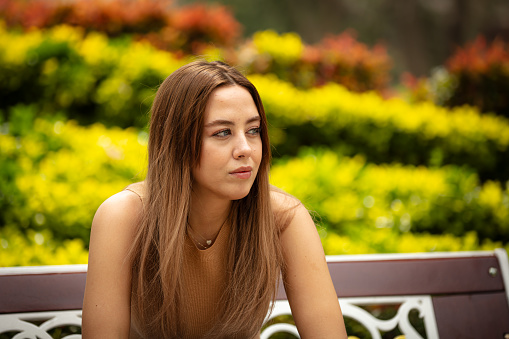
[187,231,211,250]
[187,218,227,250]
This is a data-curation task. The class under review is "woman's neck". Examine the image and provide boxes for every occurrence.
[188,194,231,240]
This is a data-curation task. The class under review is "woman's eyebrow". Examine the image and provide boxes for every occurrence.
[204,116,260,128]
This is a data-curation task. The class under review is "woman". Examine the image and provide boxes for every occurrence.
[82,60,347,338]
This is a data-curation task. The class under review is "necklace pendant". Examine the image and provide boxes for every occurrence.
[206,240,212,246]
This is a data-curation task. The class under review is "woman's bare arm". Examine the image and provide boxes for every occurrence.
[82,190,142,338]
[275,195,348,338]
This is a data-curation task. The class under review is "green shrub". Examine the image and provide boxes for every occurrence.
[251,74,509,181]
[1,119,507,265]
[0,226,88,266]
[2,2,389,92]
[0,24,184,128]
[270,149,509,243]
[0,113,147,243]
[321,229,507,255]
[2,25,507,182]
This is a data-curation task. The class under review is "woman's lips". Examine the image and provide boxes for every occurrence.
[230,166,252,179]
[230,171,252,179]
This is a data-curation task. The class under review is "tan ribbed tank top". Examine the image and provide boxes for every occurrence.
[124,182,260,339]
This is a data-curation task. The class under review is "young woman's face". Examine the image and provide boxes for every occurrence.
[192,85,263,202]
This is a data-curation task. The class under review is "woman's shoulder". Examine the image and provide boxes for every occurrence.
[83,186,144,336]
[123,181,146,203]
[92,183,145,234]
[270,185,305,233]
[99,189,143,214]
[270,185,301,210]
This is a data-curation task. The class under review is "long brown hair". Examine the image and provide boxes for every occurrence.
[129,60,284,338]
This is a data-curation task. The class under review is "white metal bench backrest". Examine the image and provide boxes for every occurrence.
[0,296,437,339]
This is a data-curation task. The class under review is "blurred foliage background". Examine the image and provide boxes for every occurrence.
[0,0,508,267]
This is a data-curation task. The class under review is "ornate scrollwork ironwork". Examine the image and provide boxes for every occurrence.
[0,296,439,339]
[0,310,82,339]
[261,296,439,339]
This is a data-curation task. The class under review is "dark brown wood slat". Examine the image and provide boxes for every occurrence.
[432,292,509,339]
[0,272,87,313]
[326,256,504,297]
[276,256,504,299]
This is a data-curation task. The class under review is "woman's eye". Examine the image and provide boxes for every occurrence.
[247,127,261,136]
[214,129,231,137]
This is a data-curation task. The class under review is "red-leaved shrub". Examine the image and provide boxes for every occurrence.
[0,0,241,54]
[303,32,391,92]
[0,0,61,28]
[232,30,392,93]
[141,4,241,55]
[65,0,167,36]
[0,0,167,34]
[445,36,509,117]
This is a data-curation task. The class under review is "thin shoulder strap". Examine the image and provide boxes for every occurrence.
[124,182,145,205]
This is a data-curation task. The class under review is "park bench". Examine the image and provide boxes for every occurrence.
[1,249,508,338]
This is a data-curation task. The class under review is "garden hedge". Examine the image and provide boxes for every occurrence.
[0,23,184,128]
[233,29,392,92]
[251,75,509,181]
[271,149,509,244]
[1,117,508,266]
[1,22,508,266]
[0,115,147,243]
[2,24,508,181]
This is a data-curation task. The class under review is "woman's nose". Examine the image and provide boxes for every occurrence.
[233,135,252,159]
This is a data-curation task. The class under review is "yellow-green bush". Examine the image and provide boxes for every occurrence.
[0,23,184,128]
[321,229,507,255]
[270,149,509,243]
[1,118,508,265]
[2,24,508,181]
[251,75,509,181]
[0,227,88,266]
[252,30,304,65]
[2,23,509,266]
[0,113,147,243]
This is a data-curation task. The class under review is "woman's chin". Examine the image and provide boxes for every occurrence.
[230,192,250,201]
[228,187,254,201]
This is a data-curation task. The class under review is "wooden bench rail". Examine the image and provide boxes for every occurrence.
[1,250,509,338]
